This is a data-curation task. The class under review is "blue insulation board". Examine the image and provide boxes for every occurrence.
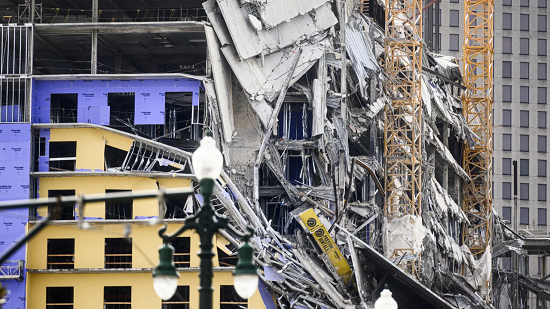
[32,78,201,125]
[0,123,31,309]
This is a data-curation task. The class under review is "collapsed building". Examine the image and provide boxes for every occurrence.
[1,0,550,308]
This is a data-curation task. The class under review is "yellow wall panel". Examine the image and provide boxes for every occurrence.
[49,128,134,171]
[37,176,161,218]
[27,271,265,309]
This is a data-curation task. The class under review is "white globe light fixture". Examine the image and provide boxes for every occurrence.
[191,134,224,181]
[374,285,398,309]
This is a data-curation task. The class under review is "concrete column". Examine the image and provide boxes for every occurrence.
[91,0,98,74]
[29,0,35,23]
[434,0,440,52]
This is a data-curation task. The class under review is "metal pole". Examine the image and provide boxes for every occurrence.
[197,179,215,309]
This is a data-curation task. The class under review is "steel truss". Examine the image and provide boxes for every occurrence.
[462,0,494,301]
[384,0,423,278]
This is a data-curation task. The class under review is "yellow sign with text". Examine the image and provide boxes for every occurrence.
[299,208,352,284]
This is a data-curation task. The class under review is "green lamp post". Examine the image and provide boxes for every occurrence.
[152,133,258,309]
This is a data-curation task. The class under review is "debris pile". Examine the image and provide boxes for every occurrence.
[189,0,509,308]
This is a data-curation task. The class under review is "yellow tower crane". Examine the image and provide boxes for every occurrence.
[462,0,494,301]
[384,0,423,278]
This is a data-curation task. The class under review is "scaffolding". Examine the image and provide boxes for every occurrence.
[383,0,423,278]
[461,0,494,301]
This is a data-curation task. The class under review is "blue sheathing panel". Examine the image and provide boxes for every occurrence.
[0,123,31,309]
[0,105,21,123]
[32,79,202,125]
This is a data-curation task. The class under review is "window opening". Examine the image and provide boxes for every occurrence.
[278,103,312,140]
[104,286,131,309]
[108,93,135,125]
[47,239,75,269]
[164,92,203,142]
[105,190,133,220]
[49,141,76,172]
[220,285,247,309]
[164,195,192,219]
[50,94,77,123]
[170,237,191,268]
[218,248,238,267]
[46,287,74,309]
[48,190,76,220]
[105,145,128,171]
[105,238,132,268]
[162,286,190,309]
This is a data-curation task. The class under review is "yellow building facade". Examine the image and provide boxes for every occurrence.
[27,126,265,309]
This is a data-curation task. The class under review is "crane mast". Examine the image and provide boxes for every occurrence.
[462,0,494,300]
[384,0,423,277]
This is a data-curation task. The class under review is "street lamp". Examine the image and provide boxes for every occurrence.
[374,285,398,309]
[152,133,258,308]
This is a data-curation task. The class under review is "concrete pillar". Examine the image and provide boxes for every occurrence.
[91,0,98,74]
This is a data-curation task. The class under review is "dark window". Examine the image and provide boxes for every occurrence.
[450,0,458,2]
[105,238,132,268]
[504,0,512,5]
[503,109,512,127]
[450,34,459,51]
[539,111,547,128]
[521,14,530,31]
[39,137,46,156]
[521,183,530,200]
[539,135,548,153]
[503,158,512,175]
[539,39,547,56]
[47,287,74,309]
[503,182,512,199]
[503,134,512,151]
[47,239,74,270]
[218,247,238,267]
[105,190,132,220]
[539,160,547,177]
[540,0,548,7]
[104,286,131,309]
[539,63,548,80]
[539,87,547,104]
[521,62,530,79]
[48,190,76,220]
[520,134,529,152]
[105,145,127,170]
[539,208,548,225]
[502,61,512,78]
[220,285,248,309]
[171,237,191,268]
[503,254,518,272]
[520,159,530,176]
[108,93,135,125]
[503,13,512,30]
[450,10,459,27]
[502,85,512,102]
[520,207,530,224]
[503,37,512,54]
[539,184,548,201]
[520,110,529,127]
[520,38,529,55]
[162,286,190,309]
[539,15,548,32]
[521,0,530,6]
[49,141,76,172]
[50,93,77,123]
[164,195,192,219]
[521,86,530,103]
[503,206,512,222]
